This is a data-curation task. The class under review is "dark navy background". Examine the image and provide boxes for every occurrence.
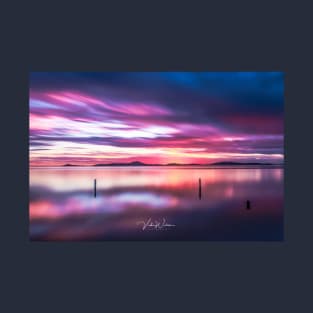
[2,1,312,313]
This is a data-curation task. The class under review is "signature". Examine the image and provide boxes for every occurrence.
[137,218,176,231]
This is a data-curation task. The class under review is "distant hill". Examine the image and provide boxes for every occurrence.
[94,161,148,167]
[64,160,282,167]
[166,163,201,166]
[209,161,274,166]
[94,161,207,167]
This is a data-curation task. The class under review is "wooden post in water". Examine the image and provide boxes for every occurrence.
[198,178,202,199]
[246,200,251,210]
[94,179,97,198]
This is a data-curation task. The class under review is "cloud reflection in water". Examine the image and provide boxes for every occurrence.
[30,167,284,240]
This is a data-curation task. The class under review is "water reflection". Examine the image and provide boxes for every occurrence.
[29,166,284,241]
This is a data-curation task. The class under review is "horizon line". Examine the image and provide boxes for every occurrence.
[29,161,285,168]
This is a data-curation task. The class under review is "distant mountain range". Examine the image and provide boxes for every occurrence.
[94,161,147,167]
[63,161,282,167]
[210,161,275,166]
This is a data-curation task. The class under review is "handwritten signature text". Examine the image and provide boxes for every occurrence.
[137,218,176,231]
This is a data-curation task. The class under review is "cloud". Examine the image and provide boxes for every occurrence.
[29,72,284,165]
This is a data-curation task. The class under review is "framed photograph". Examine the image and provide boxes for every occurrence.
[29,72,284,241]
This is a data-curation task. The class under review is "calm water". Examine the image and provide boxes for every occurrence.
[29,166,284,241]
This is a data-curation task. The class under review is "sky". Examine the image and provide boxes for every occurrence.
[29,72,284,166]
